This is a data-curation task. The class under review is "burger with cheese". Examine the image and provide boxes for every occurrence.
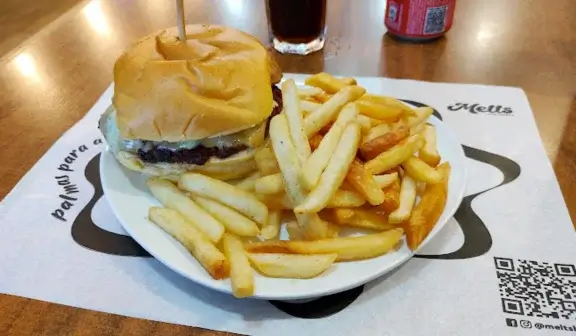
[99,24,283,180]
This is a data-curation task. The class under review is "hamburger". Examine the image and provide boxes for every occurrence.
[99,24,283,180]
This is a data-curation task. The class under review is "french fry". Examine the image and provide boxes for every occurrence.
[285,221,305,240]
[373,172,399,189]
[255,146,280,176]
[356,100,403,122]
[300,103,359,190]
[179,173,269,226]
[359,94,415,116]
[297,86,324,99]
[388,175,417,224]
[256,192,292,210]
[305,72,347,94]
[327,189,366,208]
[309,134,324,151]
[416,181,426,196]
[304,85,366,137]
[260,210,282,240]
[419,124,441,167]
[296,123,361,213]
[246,228,404,261]
[233,171,261,192]
[359,124,410,160]
[270,114,329,239]
[378,178,401,213]
[248,253,337,279]
[405,107,433,129]
[365,134,425,174]
[402,156,442,184]
[255,173,284,194]
[191,195,260,236]
[341,77,357,85]
[222,234,254,298]
[332,208,399,231]
[149,207,229,279]
[345,159,385,205]
[301,100,321,115]
[283,79,312,164]
[147,178,225,243]
[405,162,451,250]
[410,122,426,136]
[363,123,391,143]
[355,115,372,133]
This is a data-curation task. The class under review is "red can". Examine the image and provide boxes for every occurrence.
[385,0,456,42]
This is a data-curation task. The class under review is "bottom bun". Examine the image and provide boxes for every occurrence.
[115,149,258,181]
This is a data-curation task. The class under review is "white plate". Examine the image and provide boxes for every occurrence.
[100,75,467,300]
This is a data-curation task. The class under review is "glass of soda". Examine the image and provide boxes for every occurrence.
[265,0,327,55]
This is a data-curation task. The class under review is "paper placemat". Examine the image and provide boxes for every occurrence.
[1,77,575,335]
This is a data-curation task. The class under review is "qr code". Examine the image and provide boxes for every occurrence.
[423,5,448,35]
[495,257,576,320]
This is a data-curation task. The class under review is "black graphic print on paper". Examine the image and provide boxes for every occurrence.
[495,257,576,320]
[71,153,150,257]
[71,100,521,319]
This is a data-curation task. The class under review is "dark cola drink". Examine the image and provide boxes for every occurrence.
[266,0,327,55]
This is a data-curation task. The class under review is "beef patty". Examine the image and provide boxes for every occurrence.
[138,86,283,165]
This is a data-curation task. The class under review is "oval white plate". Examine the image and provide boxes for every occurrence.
[101,82,466,300]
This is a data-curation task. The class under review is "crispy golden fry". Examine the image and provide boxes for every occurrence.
[254,173,284,194]
[416,181,427,196]
[356,100,403,122]
[246,228,404,261]
[233,171,262,192]
[355,115,372,133]
[297,86,324,99]
[373,172,399,189]
[405,162,451,250]
[377,178,401,213]
[305,72,347,94]
[300,103,359,190]
[365,134,425,174]
[388,174,417,224]
[192,195,260,236]
[301,100,321,115]
[332,208,399,231]
[402,156,442,184]
[359,124,410,160]
[260,210,282,240]
[363,123,391,143]
[222,234,254,297]
[309,134,324,151]
[419,124,441,167]
[147,178,225,242]
[149,207,229,279]
[248,253,337,279]
[341,77,357,85]
[296,123,361,213]
[327,189,366,208]
[304,85,366,137]
[345,159,385,205]
[255,147,280,175]
[283,79,312,164]
[405,107,433,129]
[256,192,292,210]
[270,114,329,239]
[179,173,269,226]
[359,94,415,116]
[285,221,305,240]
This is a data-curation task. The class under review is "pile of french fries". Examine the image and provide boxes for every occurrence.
[146,73,451,298]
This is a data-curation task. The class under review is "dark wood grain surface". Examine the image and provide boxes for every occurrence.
[0,0,574,334]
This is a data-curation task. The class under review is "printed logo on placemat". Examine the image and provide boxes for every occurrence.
[447,103,513,115]
[496,257,576,332]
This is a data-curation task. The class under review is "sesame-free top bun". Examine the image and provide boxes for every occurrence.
[113,24,282,142]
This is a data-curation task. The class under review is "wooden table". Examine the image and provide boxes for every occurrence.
[0,0,574,334]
